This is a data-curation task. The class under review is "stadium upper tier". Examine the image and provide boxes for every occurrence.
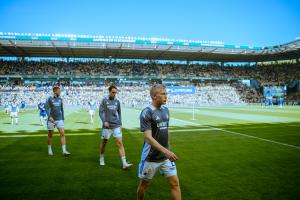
[0,32,299,62]
[0,61,299,85]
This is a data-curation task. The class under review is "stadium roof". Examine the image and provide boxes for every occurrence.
[0,32,299,62]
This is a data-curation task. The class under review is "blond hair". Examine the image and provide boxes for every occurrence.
[150,84,165,99]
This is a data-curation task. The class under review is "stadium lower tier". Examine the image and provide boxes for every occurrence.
[1,81,295,107]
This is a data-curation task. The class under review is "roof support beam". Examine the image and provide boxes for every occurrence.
[51,41,63,57]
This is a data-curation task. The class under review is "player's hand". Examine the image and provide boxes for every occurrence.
[164,150,178,162]
[48,117,54,123]
[104,122,109,128]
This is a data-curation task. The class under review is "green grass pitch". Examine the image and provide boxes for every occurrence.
[0,105,300,200]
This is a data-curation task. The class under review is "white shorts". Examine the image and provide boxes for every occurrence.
[47,120,64,130]
[89,110,95,115]
[10,112,18,117]
[138,159,177,180]
[101,127,122,140]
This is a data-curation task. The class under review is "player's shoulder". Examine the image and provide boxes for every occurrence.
[140,105,154,118]
[116,98,121,104]
[46,96,53,101]
[101,96,108,102]
[161,105,169,111]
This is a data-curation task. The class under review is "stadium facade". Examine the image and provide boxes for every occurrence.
[0,32,300,62]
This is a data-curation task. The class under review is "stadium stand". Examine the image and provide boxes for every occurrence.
[1,60,299,106]
[0,60,299,84]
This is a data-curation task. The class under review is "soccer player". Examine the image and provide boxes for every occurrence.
[10,100,19,125]
[265,96,269,107]
[265,91,271,108]
[20,100,26,112]
[137,84,181,200]
[45,86,70,156]
[260,97,264,108]
[38,101,47,126]
[88,98,96,123]
[278,97,283,108]
[269,96,274,107]
[4,101,10,114]
[99,85,132,169]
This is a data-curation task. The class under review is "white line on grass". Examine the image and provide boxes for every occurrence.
[0,133,95,138]
[173,118,300,150]
[171,128,214,132]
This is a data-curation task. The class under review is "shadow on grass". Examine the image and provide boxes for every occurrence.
[29,123,42,126]
[1,122,300,147]
[1,121,299,135]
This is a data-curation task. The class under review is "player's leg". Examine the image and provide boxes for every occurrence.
[10,114,14,125]
[113,127,132,169]
[167,175,181,200]
[47,130,54,156]
[137,179,151,200]
[160,159,181,200]
[90,113,93,123]
[43,115,47,126]
[115,137,125,157]
[115,137,132,169]
[90,111,94,123]
[58,128,66,145]
[40,114,44,126]
[15,114,18,124]
[100,138,108,154]
[137,161,158,200]
[89,110,94,123]
[41,116,45,126]
[99,138,108,165]
[58,127,70,156]
[99,129,111,165]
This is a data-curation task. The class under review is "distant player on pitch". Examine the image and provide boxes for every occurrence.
[10,100,19,125]
[38,101,47,126]
[20,99,26,112]
[88,98,96,123]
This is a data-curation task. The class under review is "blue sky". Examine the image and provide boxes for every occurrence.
[0,0,299,47]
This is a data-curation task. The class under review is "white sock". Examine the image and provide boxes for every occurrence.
[62,144,66,152]
[100,154,104,160]
[48,145,52,151]
[15,118,18,124]
[11,118,13,124]
[121,156,127,166]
